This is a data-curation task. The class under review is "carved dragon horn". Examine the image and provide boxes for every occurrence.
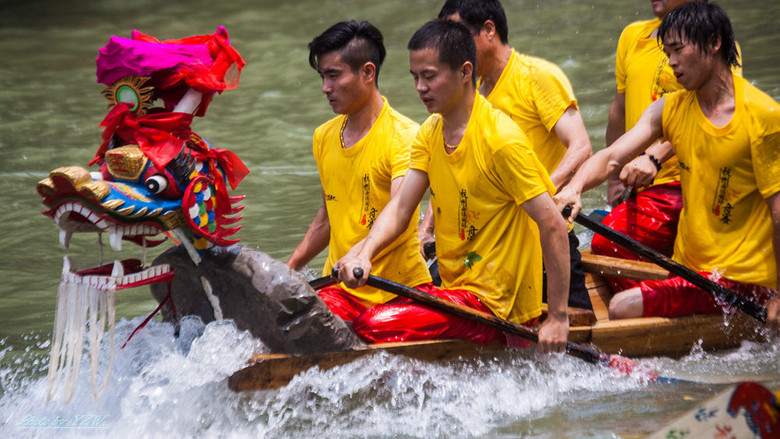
[167,146,197,188]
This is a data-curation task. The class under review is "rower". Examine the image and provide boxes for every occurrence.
[419,0,594,311]
[594,0,742,294]
[336,19,571,354]
[286,21,432,322]
[555,2,780,331]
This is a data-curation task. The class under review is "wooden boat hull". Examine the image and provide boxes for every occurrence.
[228,339,504,391]
[229,254,766,392]
[569,314,763,357]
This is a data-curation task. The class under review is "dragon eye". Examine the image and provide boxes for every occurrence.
[145,175,169,194]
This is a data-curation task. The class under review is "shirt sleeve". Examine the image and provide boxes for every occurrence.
[754,130,780,199]
[410,116,438,173]
[389,122,418,180]
[312,126,324,173]
[491,142,554,206]
[531,61,578,132]
[614,25,633,93]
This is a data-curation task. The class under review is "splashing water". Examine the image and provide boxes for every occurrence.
[1,317,779,438]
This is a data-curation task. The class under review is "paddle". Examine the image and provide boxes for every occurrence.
[309,275,337,290]
[333,267,642,376]
[562,205,769,324]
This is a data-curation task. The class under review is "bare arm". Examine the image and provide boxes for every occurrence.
[605,91,628,207]
[522,192,570,354]
[555,97,666,220]
[766,191,780,332]
[336,169,429,287]
[286,189,330,271]
[550,106,593,190]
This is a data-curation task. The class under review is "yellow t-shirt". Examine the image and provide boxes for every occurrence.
[410,93,556,323]
[481,50,577,175]
[616,19,742,187]
[314,97,431,305]
[663,76,780,288]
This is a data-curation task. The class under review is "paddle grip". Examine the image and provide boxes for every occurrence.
[329,267,365,281]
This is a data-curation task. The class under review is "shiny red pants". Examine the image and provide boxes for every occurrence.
[640,274,772,317]
[320,284,537,346]
[591,182,682,292]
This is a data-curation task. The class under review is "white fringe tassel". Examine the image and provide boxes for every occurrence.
[46,258,117,404]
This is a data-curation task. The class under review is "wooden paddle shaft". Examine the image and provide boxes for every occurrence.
[338,267,610,366]
[564,206,768,323]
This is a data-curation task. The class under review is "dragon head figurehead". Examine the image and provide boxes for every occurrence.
[37,26,248,264]
[37,26,249,404]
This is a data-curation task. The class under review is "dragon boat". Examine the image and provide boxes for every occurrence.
[33,27,768,401]
[228,252,766,392]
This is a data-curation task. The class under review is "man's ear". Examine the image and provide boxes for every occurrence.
[482,19,497,41]
[362,62,377,84]
[708,33,722,56]
[461,61,474,83]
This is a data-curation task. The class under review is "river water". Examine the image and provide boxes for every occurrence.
[1,0,779,437]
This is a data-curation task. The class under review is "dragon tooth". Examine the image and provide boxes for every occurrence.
[109,228,123,251]
[59,229,73,249]
[62,256,73,274]
[111,260,124,278]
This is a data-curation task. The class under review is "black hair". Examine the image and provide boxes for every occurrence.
[659,2,740,68]
[308,20,387,84]
[438,0,509,44]
[408,19,477,86]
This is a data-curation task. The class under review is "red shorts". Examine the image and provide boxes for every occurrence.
[639,273,773,318]
[591,182,682,292]
[352,284,538,347]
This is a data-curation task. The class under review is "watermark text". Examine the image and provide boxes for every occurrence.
[17,414,109,429]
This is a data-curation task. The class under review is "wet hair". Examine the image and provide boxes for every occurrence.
[308,20,387,85]
[659,2,740,68]
[408,19,477,86]
[438,0,509,44]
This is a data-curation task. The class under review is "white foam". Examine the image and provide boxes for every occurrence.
[1,321,779,438]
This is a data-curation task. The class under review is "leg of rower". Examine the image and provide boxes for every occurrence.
[608,288,644,319]
[352,285,500,345]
